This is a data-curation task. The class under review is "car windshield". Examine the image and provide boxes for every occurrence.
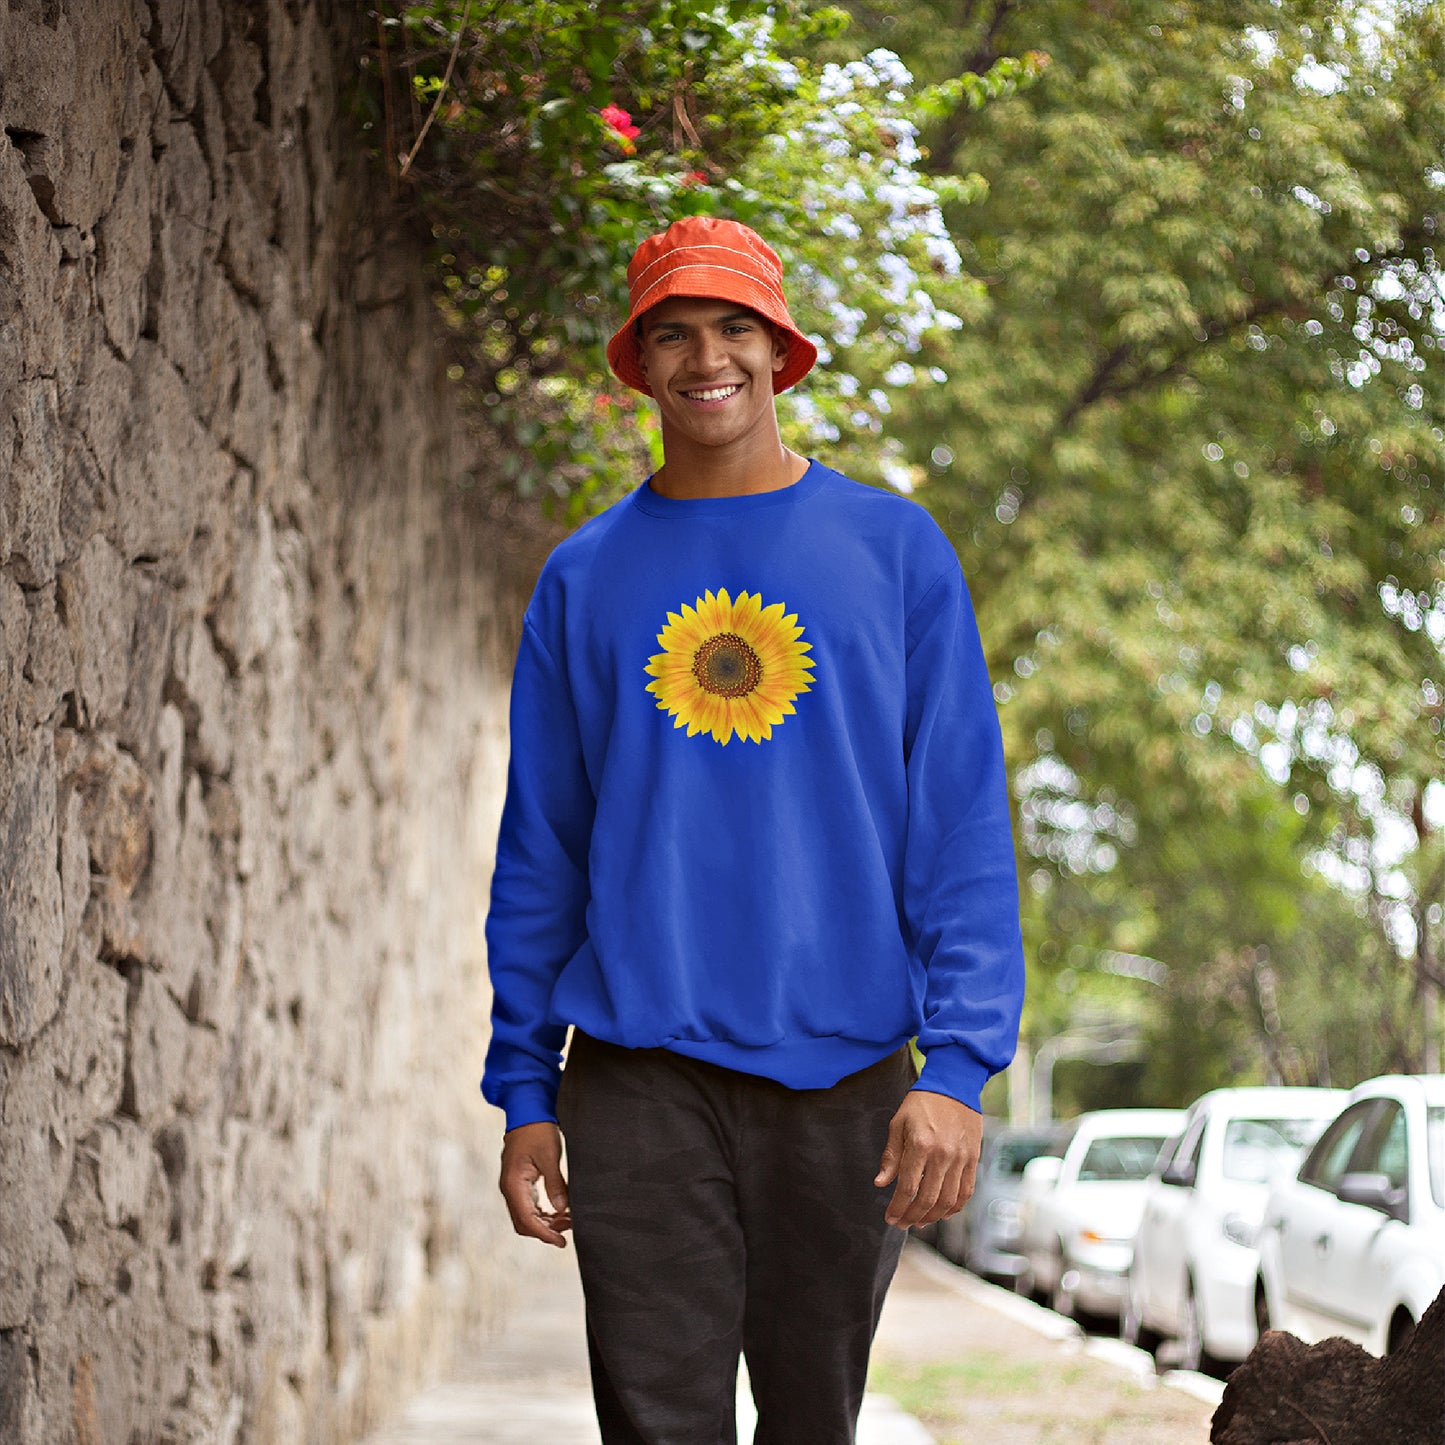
[1078,1135,1171,1182]
[1222,1116,1331,1184]
[1429,1106,1445,1209]
[991,1137,1058,1178]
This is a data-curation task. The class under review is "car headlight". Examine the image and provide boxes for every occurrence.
[1222,1213,1257,1248]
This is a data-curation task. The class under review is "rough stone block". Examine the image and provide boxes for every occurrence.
[55,732,152,897]
[50,239,101,401]
[211,7,268,155]
[152,120,215,389]
[159,1248,207,1335]
[0,731,64,1046]
[138,708,219,1002]
[57,428,103,565]
[6,5,132,233]
[22,583,76,733]
[107,343,231,568]
[57,534,135,732]
[118,573,176,768]
[211,500,282,673]
[171,615,234,776]
[189,872,242,1031]
[0,13,73,155]
[0,1321,42,1443]
[150,0,208,113]
[126,972,190,1126]
[57,787,89,969]
[96,1119,154,1232]
[64,344,129,510]
[53,954,128,1126]
[0,140,63,381]
[202,279,276,473]
[0,1048,67,1329]
[195,67,229,222]
[26,1223,73,1431]
[0,575,27,771]
[219,155,275,313]
[96,139,156,360]
[3,379,63,588]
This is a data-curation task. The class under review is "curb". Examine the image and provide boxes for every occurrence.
[903,1243,1227,1409]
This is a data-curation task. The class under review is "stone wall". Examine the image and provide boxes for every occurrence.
[0,2,545,1439]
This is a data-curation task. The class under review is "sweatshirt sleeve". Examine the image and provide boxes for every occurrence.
[481,615,595,1131]
[902,561,1025,1111]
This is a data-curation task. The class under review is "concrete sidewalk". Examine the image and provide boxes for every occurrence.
[361,1241,1221,1443]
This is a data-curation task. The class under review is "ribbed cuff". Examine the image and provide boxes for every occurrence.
[496,1080,560,1133]
[911,1042,992,1112]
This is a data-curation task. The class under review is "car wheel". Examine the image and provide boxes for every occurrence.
[1019,1266,1038,1301]
[1178,1279,1211,1375]
[1387,1308,1417,1355]
[1253,1280,1271,1341]
[1020,1254,1045,1304]
[1121,1279,1161,1356]
[1049,1245,1076,1320]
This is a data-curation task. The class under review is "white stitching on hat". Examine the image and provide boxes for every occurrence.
[630,241,781,288]
[630,262,788,315]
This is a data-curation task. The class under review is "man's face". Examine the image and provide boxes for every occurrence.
[637,297,790,455]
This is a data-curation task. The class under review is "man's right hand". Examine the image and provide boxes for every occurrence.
[499,1121,572,1248]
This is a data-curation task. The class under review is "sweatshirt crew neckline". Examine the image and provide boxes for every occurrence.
[632,458,824,518]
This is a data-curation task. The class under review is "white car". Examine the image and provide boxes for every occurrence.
[1125,1086,1346,1370]
[1017,1108,1186,1321]
[1256,1074,1445,1356]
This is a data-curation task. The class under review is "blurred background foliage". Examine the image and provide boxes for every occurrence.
[360,0,1444,1116]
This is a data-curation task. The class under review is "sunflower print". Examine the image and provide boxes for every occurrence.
[645,588,815,745]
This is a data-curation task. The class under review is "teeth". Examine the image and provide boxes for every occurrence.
[686,385,740,402]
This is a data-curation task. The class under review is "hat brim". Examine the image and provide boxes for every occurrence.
[606,266,817,397]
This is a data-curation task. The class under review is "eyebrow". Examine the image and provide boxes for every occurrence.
[644,309,758,334]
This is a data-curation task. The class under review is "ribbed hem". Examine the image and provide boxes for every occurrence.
[662,1029,905,1088]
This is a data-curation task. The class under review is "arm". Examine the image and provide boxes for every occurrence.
[482,617,595,1136]
[878,560,1024,1226]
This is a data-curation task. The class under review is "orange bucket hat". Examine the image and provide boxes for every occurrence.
[606,216,818,397]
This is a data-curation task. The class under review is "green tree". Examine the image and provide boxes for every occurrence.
[836,0,1445,1083]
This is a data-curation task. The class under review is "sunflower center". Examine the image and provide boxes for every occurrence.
[693,632,763,698]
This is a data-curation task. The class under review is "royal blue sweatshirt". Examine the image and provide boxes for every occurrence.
[482,460,1024,1131]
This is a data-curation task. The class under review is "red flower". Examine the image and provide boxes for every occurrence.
[600,104,641,153]
[680,170,709,187]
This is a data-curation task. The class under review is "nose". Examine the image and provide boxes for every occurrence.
[688,328,727,374]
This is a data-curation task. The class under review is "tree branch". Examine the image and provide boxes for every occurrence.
[1056,297,1298,432]
[399,0,471,180]
[933,0,1021,161]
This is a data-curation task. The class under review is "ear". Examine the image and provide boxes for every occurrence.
[771,325,789,375]
[636,318,651,384]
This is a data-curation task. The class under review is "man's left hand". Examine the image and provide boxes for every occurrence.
[874,1090,983,1229]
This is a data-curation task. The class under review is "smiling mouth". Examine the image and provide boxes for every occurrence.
[681,384,742,403]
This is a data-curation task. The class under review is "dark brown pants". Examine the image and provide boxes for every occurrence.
[555,1032,915,1445]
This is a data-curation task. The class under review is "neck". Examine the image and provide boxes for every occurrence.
[649,426,807,500]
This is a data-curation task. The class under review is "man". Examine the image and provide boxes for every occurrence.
[482,215,1024,1443]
